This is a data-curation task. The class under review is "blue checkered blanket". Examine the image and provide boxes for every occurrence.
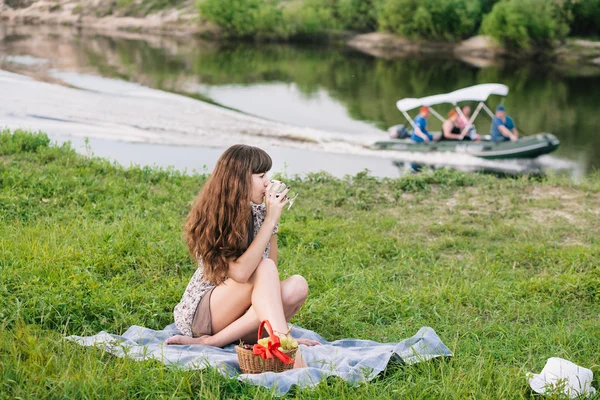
[67,324,452,395]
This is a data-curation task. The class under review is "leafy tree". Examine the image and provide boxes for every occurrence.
[337,0,379,32]
[481,0,570,49]
[377,0,481,41]
[566,0,600,37]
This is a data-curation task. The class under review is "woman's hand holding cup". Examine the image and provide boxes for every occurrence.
[265,180,290,224]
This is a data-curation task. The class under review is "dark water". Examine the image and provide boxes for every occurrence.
[1,26,599,175]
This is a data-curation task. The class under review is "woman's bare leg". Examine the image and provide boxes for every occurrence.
[210,259,305,339]
[294,349,306,369]
[166,260,308,346]
[234,283,307,346]
[173,300,307,368]
[209,271,308,347]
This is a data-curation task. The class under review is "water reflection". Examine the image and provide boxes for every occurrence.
[1,25,598,175]
[392,156,581,178]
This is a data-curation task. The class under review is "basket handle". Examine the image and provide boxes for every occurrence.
[252,320,294,365]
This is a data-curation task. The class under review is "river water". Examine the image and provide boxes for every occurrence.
[1,25,598,178]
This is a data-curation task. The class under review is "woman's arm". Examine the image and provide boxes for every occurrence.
[443,120,461,139]
[227,218,276,284]
[442,120,451,138]
[268,235,278,265]
[227,183,288,284]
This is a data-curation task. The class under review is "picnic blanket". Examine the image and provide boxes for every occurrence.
[67,324,452,395]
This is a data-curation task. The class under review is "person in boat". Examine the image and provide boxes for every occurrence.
[441,110,472,141]
[388,124,409,139]
[411,106,436,143]
[457,105,480,141]
[490,105,519,142]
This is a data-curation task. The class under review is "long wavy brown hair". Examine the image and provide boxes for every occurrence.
[184,144,272,285]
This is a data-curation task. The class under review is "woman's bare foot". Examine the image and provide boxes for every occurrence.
[165,334,213,346]
[293,348,306,369]
[273,330,320,348]
[297,338,321,347]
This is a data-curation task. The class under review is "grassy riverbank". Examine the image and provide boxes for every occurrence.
[1,130,599,398]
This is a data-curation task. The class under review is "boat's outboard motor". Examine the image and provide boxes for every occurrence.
[388,124,410,139]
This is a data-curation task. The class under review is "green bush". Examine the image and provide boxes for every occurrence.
[337,0,378,32]
[197,0,599,42]
[0,129,51,155]
[479,0,500,14]
[283,0,337,37]
[481,0,569,49]
[197,0,338,39]
[197,0,280,38]
[377,0,482,41]
[567,0,600,38]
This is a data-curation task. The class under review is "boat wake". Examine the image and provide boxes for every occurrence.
[0,69,582,178]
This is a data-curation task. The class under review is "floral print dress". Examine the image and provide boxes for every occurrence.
[173,203,278,337]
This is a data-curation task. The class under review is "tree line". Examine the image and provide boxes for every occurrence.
[198,0,600,49]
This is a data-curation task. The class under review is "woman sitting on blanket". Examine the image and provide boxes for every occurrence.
[166,144,320,357]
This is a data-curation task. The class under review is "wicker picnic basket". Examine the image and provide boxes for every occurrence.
[236,320,297,374]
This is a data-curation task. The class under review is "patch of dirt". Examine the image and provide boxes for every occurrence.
[439,252,466,262]
[347,33,507,68]
[459,209,483,216]
[571,39,600,49]
[560,236,592,247]
[525,186,598,224]
[554,39,600,68]
[466,192,512,215]
[529,204,597,226]
[553,210,576,223]
[445,197,457,209]
[454,35,506,67]
[527,186,581,201]
[346,32,455,59]
[348,33,600,70]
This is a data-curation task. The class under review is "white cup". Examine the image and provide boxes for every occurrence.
[269,180,298,210]
[269,180,287,193]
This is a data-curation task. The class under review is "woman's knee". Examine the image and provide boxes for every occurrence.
[282,275,308,306]
[252,258,279,280]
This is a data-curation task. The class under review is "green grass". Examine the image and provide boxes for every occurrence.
[1,129,599,399]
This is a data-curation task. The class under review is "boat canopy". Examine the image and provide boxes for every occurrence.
[396,84,508,112]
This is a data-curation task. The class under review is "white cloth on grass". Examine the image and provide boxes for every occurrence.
[66,324,452,395]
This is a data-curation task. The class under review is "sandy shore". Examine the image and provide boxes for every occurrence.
[0,0,216,38]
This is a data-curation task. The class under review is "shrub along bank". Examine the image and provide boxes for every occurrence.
[198,0,600,50]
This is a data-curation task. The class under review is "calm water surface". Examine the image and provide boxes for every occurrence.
[1,26,599,176]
